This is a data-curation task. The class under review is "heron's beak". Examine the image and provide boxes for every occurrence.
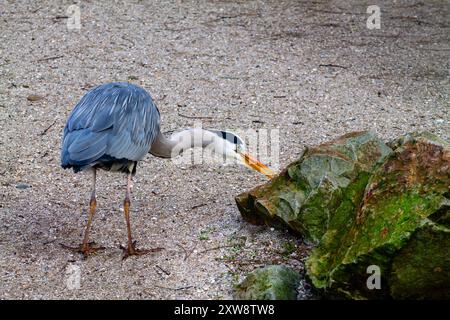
[239,152,275,179]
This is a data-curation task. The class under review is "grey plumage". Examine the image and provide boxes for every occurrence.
[61,82,160,173]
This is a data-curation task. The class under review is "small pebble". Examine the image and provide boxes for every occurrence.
[16,183,31,189]
[27,94,44,102]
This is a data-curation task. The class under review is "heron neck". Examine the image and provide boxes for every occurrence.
[150,128,219,158]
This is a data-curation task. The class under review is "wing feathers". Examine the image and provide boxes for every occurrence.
[61,82,160,169]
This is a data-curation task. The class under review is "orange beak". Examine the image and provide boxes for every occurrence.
[239,152,275,179]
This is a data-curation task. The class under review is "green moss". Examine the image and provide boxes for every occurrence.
[306,171,372,289]
[390,224,450,299]
[236,131,449,299]
[307,132,449,299]
[234,265,300,300]
[281,241,297,257]
[199,230,210,241]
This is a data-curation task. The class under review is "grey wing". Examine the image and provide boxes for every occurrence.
[61,82,160,169]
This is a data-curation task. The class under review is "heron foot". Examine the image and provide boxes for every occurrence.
[61,242,105,259]
[120,241,163,260]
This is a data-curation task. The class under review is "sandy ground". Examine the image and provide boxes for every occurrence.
[0,0,448,299]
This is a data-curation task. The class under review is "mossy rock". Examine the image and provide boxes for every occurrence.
[236,131,449,299]
[306,132,449,299]
[234,265,300,300]
[390,223,449,299]
[236,131,392,243]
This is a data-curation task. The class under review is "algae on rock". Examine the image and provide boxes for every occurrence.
[236,131,392,244]
[306,132,449,299]
[307,134,450,298]
[236,131,449,299]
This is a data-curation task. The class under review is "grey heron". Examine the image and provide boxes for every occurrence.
[61,82,274,259]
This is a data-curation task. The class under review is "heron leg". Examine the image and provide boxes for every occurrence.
[120,172,163,260]
[61,168,105,258]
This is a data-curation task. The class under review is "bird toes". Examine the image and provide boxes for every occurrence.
[61,242,105,259]
[120,241,163,260]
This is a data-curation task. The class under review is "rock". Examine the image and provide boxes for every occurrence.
[236,131,449,299]
[27,94,44,102]
[236,131,392,243]
[307,132,450,299]
[16,183,31,189]
[234,265,300,300]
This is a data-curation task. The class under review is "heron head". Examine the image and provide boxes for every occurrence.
[208,130,275,179]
